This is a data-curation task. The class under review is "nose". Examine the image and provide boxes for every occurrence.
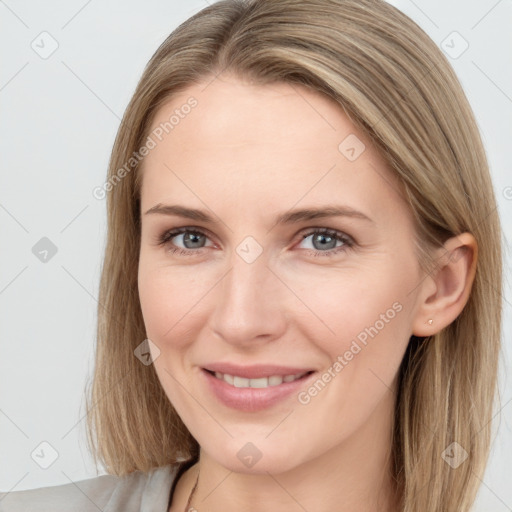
[209,245,288,348]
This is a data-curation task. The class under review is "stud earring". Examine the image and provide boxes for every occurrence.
[427,319,433,325]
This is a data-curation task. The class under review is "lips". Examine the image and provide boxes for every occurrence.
[208,370,312,388]
[199,362,318,411]
[202,362,315,379]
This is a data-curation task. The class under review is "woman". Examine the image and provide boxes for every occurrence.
[0,0,503,511]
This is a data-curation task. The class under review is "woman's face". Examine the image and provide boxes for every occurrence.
[138,73,427,474]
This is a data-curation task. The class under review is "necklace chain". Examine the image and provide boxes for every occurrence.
[183,467,199,512]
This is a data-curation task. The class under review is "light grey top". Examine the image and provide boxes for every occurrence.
[0,463,183,512]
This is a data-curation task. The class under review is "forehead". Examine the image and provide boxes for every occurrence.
[139,74,407,223]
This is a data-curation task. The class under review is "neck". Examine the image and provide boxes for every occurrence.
[172,388,400,512]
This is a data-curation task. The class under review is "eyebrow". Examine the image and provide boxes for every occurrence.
[144,203,374,225]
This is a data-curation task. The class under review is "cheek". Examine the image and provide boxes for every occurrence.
[137,264,202,401]
[292,267,410,382]
[138,269,172,339]
[137,261,211,346]
[291,283,410,437]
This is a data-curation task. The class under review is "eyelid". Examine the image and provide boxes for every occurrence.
[155,225,217,247]
[156,225,355,254]
[298,226,354,243]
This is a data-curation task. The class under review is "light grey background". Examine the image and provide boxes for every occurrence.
[0,0,511,510]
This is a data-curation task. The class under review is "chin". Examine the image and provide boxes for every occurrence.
[204,440,306,476]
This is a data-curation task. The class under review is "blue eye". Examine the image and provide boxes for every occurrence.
[157,228,213,256]
[298,228,353,257]
[157,226,354,257]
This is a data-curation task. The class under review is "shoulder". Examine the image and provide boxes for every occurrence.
[0,463,181,512]
[0,473,120,512]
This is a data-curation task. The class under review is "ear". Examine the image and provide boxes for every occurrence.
[412,232,478,337]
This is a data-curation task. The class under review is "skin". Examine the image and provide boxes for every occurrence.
[137,72,478,512]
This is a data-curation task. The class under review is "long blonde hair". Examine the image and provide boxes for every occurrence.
[85,1,504,510]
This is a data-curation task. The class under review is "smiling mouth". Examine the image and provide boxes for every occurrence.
[204,369,315,388]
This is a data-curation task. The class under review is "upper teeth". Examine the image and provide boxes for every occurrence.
[214,371,309,388]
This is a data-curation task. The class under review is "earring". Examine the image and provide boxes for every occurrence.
[427,319,433,325]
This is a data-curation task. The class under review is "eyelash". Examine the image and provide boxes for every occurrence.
[156,226,354,258]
